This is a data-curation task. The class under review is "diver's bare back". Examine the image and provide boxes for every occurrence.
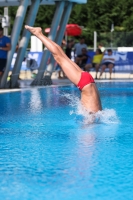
[81,83,102,113]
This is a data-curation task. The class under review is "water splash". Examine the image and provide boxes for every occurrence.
[62,93,119,125]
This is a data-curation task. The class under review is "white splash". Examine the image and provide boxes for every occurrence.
[63,93,119,125]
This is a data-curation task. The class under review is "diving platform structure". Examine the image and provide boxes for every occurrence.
[0,0,87,88]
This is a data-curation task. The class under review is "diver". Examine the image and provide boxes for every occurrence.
[25,25,102,114]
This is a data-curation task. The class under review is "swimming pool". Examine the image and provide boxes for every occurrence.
[0,82,133,200]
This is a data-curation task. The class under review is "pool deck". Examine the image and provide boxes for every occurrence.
[0,71,133,93]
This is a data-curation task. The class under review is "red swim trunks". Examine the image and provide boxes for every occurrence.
[77,72,95,90]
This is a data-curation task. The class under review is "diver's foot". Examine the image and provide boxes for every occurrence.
[25,25,42,36]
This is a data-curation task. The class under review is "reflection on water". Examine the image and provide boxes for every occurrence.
[29,89,43,112]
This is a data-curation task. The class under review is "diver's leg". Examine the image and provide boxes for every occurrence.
[25,25,82,85]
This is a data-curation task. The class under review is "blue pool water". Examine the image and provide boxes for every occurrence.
[0,82,133,200]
